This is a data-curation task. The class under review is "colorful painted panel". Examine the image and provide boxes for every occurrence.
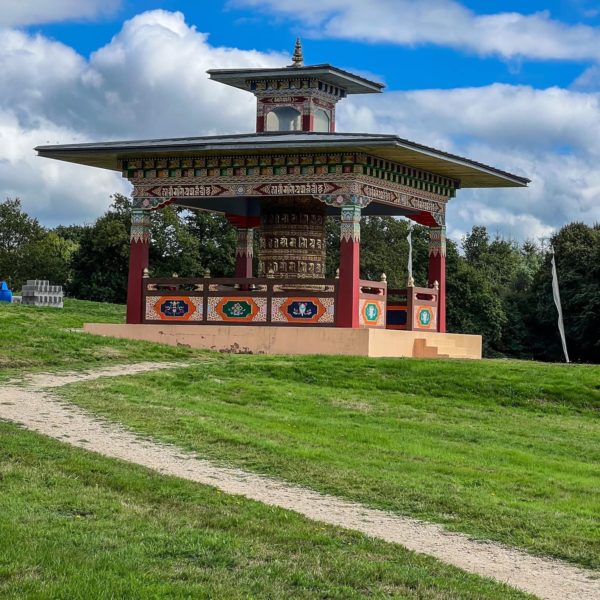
[359,298,385,328]
[145,295,203,322]
[207,296,267,323]
[271,297,335,324]
[413,305,437,330]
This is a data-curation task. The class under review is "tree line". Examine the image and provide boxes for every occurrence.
[1,195,598,363]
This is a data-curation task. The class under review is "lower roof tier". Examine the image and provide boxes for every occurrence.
[36,131,529,189]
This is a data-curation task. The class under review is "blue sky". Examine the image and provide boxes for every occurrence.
[29,0,600,90]
[1,0,599,241]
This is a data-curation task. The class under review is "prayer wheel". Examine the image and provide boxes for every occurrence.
[258,197,326,278]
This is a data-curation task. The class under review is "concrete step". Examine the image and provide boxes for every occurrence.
[413,337,467,359]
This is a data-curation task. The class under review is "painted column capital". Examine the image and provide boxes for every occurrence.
[130,208,151,244]
[236,227,254,258]
[428,225,446,258]
[340,204,361,243]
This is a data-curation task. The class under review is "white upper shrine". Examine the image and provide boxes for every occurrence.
[207,39,383,134]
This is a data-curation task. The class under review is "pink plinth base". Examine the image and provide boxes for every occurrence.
[83,324,482,359]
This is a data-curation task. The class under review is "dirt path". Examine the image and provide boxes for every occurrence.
[1,363,598,600]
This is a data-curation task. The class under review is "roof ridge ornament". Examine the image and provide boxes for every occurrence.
[288,38,304,68]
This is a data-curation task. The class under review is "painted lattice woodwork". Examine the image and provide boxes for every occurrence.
[123,152,452,224]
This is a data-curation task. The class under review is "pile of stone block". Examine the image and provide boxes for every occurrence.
[21,280,64,308]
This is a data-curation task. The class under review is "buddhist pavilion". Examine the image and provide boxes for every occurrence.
[36,41,528,358]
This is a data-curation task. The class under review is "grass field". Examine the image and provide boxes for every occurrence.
[59,356,600,570]
[0,299,194,380]
[0,421,533,599]
[1,299,599,595]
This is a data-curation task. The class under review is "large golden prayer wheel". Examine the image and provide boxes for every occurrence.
[258,197,326,278]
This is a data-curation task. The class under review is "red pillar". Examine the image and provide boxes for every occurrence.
[256,115,265,133]
[428,226,446,333]
[235,228,254,278]
[126,209,150,324]
[337,205,361,328]
[302,112,314,132]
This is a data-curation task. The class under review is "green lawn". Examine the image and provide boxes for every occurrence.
[0,421,533,599]
[3,299,599,576]
[0,299,197,380]
[59,356,600,570]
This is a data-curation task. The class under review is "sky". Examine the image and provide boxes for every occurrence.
[1,0,599,243]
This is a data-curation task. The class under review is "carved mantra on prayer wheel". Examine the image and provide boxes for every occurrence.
[258,197,326,278]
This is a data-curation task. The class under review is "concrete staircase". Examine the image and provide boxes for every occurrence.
[413,337,472,359]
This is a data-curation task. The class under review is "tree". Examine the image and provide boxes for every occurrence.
[0,198,75,291]
[326,216,430,287]
[68,204,130,303]
[180,211,236,277]
[21,232,77,289]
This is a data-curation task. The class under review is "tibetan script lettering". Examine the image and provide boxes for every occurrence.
[361,185,398,203]
[145,185,227,198]
[254,182,341,196]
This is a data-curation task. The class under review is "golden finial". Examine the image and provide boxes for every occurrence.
[289,38,304,68]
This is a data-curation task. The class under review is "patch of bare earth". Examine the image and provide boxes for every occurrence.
[0,362,598,600]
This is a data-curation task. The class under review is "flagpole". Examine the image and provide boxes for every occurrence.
[550,247,570,363]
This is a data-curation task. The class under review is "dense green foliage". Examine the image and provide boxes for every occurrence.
[1,196,598,361]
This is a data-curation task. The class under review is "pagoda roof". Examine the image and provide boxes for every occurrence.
[35,131,529,188]
[207,64,384,95]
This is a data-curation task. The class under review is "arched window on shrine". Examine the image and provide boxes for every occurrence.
[266,107,302,132]
[314,108,331,133]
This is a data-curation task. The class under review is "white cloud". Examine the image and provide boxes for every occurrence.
[0,0,121,27]
[232,0,600,62]
[0,109,129,225]
[572,65,600,91]
[337,85,600,240]
[0,8,598,241]
[0,10,285,226]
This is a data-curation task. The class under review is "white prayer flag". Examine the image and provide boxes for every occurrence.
[551,248,570,363]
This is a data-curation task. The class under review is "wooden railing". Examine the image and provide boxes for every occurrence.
[142,277,338,326]
[386,285,439,331]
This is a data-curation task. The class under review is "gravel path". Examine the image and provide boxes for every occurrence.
[1,363,599,600]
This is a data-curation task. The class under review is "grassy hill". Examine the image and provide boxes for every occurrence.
[1,299,598,596]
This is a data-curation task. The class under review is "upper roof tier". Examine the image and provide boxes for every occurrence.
[208,64,384,95]
[35,132,529,188]
[208,38,383,96]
